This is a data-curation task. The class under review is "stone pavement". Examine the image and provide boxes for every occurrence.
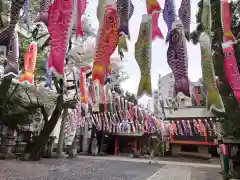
[0,156,223,180]
[146,165,222,180]
[146,165,192,180]
[77,155,221,168]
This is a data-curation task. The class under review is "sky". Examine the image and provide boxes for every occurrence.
[85,0,202,106]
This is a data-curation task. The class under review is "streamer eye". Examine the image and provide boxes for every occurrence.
[168,9,174,16]
[29,46,34,52]
[104,10,115,29]
[108,15,114,24]
[224,52,232,59]
[105,9,115,25]
[171,29,180,43]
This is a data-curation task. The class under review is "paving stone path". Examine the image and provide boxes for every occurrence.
[0,156,223,180]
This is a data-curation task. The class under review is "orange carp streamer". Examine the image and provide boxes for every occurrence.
[92,1,119,85]
[18,42,38,85]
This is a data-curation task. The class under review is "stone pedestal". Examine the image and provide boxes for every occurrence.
[44,136,56,158]
[69,149,77,157]
[171,144,181,156]
[0,135,16,159]
[198,145,209,154]
[15,142,27,157]
[171,144,211,158]
[91,137,98,155]
[69,136,78,157]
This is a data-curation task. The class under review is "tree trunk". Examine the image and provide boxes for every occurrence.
[56,107,68,155]
[0,77,12,116]
[29,95,64,160]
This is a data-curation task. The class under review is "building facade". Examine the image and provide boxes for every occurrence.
[153,72,203,118]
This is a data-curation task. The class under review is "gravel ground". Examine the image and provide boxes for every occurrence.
[0,157,223,180]
[0,158,161,180]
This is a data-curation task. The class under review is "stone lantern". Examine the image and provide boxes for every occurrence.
[0,127,16,159]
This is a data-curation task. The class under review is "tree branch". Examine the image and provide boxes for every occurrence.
[40,37,50,51]
[0,77,13,116]
[6,84,19,101]
[64,99,77,109]
[53,77,60,93]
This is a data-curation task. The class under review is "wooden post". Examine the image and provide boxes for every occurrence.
[133,139,137,153]
[204,135,207,142]
[114,136,118,156]
[170,131,173,143]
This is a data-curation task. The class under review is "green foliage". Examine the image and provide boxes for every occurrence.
[231,0,240,28]
[191,0,240,137]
